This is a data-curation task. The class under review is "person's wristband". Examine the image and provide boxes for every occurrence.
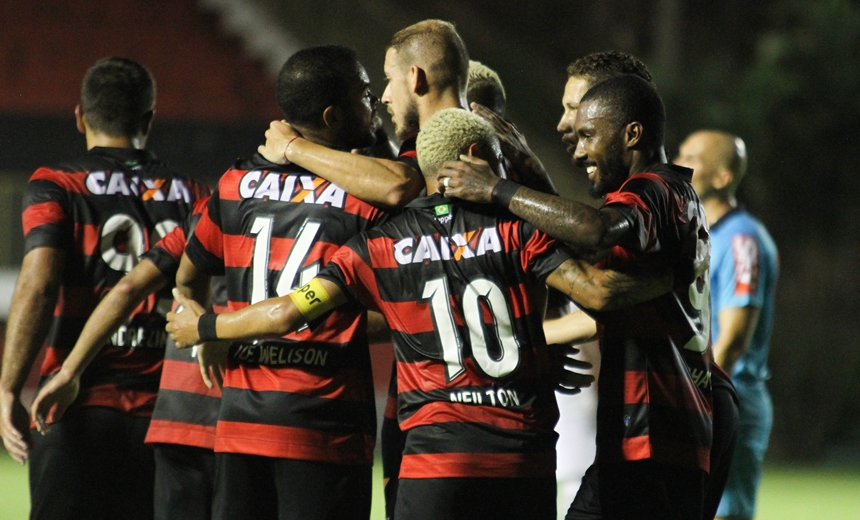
[283,136,299,163]
[490,179,520,207]
[197,313,219,342]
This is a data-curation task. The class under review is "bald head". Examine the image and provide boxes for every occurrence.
[676,130,747,199]
[387,19,469,95]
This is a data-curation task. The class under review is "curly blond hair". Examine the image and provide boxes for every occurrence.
[417,108,498,176]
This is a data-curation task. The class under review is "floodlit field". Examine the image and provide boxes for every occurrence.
[1,450,858,519]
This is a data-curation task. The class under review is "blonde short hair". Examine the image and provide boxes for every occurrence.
[388,20,469,93]
[467,60,506,113]
[417,108,498,176]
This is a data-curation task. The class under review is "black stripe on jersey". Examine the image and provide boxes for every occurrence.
[219,387,376,435]
[215,196,379,241]
[227,337,371,371]
[395,380,554,419]
[185,234,226,276]
[150,389,221,427]
[403,422,557,455]
[76,366,162,394]
[142,246,181,279]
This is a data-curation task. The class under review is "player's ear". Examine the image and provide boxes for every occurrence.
[411,65,429,96]
[140,110,154,137]
[322,105,339,129]
[75,104,86,134]
[466,142,480,157]
[624,122,643,149]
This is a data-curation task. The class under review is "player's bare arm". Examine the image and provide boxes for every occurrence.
[0,247,65,463]
[470,102,557,195]
[438,158,629,250]
[167,279,348,348]
[546,257,673,312]
[30,259,167,433]
[713,306,761,374]
[174,252,227,388]
[175,252,212,308]
[257,120,424,208]
[544,311,598,346]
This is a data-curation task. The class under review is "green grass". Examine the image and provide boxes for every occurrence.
[755,465,860,519]
[1,450,858,519]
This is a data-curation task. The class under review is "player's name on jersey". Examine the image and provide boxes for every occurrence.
[232,342,328,368]
[690,366,711,389]
[86,171,194,202]
[109,323,168,350]
[239,170,346,209]
[449,387,521,408]
[393,228,503,265]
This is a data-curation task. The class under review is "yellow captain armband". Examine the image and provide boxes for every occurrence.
[288,278,336,321]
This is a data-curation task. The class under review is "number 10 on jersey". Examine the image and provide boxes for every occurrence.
[422,277,521,383]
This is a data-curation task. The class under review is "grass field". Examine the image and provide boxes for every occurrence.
[1,450,858,519]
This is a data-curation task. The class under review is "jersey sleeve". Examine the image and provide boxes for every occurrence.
[21,168,73,254]
[316,235,381,313]
[518,221,574,279]
[183,189,226,276]
[713,233,766,311]
[603,174,670,253]
[142,195,211,278]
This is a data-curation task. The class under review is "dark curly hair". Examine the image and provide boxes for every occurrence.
[566,50,653,86]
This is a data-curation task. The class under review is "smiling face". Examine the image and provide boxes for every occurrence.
[557,75,592,160]
[382,48,420,141]
[573,98,631,198]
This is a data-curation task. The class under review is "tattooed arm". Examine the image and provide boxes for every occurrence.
[436,157,629,249]
[545,258,672,312]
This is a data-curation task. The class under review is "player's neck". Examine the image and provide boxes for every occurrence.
[702,196,736,226]
[85,130,142,150]
[629,147,667,176]
[418,89,466,127]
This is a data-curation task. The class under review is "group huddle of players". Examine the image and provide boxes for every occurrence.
[0,17,778,520]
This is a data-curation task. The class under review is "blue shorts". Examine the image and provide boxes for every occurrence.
[717,379,773,518]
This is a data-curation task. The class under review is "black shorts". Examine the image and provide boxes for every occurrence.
[566,464,601,520]
[28,406,155,520]
[705,377,740,520]
[598,459,706,520]
[212,452,371,520]
[395,476,556,520]
[153,443,215,520]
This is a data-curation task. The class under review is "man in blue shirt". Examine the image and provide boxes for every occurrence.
[676,130,779,520]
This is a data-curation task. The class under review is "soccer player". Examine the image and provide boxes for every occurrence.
[255,21,532,517]
[467,60,507,116]
[521,51,737,520]
[0,57,209,520]
[438,75,714,519]
[177,45,390,520]
[676,130,779,520]
[166,108,677,520]
[28,197,223,520]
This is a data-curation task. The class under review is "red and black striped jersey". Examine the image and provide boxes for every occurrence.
[594,163,714,472]
[22,147,209,416]
[144,196,224,449]
[318,193,572,479]
[183,153,387,464]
